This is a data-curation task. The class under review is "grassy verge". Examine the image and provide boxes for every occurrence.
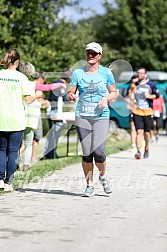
[0,136,130,194]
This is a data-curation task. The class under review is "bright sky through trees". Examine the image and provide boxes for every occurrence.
[58,0,115,23]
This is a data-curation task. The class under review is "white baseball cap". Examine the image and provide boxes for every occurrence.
[85,42,102,54]
[19,62,35,76]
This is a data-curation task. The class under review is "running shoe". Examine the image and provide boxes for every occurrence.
[155,135,159,142]
[143,150,149,159]
[4,184,13,192]
[99,175,112,194]
[81,185,94,197]
[0,180,4,190]
[135,151,142,159]
[23,165,29,172]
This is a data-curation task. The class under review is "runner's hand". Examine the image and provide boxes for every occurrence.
[68,92,78,102]
[35,91,43,99]
[61,84,66,90]
[163,114,166,120]
[144,93,151,99]
[98,97,108,108]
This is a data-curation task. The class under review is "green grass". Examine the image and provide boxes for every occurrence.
[12,138,130,188]
[0,135,130,194]
[13,155,82,188]
[105,138,130,155]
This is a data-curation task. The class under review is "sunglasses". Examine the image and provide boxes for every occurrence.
[86,50,99,57]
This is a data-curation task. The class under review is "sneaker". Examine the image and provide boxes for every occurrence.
[135,151,142,159]
[23,165,29,172]
[16,164,20,171]
[81,185,94,197]
[155,135,159,142]
[4,184,13,192]
[151,139,155,144]
[0,180,4,190]
[99,175,112,194]
[143,150,149,159]
[40,156,53,161]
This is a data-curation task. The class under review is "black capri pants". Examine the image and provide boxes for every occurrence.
[151,116,161,130]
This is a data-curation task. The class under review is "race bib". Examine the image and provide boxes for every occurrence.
[153,110,160,117]
[138,99,149,109]
[79,102,100,117]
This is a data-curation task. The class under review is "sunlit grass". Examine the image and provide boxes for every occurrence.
[0,132,130,193]
[13,138,129,187]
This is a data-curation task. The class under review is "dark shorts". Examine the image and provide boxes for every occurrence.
[129,113,134,122]
[133,114,153,132]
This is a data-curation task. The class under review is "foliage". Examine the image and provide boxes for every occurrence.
[91,0,167,71]
[0,0,94,73]
[1,0,166,72]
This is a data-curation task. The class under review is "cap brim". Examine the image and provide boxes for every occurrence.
[85,47,101,54]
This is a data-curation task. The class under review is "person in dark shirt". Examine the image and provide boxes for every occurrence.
[133,67,159,159]
[43,77,70,159]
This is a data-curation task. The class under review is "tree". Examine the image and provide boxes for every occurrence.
[0,0,94,73]
[91,0,167,71]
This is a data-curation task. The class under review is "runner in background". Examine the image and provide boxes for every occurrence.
[133,67,159,159]
[150,94,166,142]
[128,75,139,152]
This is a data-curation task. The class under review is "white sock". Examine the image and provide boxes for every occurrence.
[99,174,106,179]
[87,183,94,187]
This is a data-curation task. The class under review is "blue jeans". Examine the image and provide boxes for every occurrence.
[0,130,23,184]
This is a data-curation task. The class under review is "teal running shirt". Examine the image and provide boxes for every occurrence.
[70,65,115,119]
